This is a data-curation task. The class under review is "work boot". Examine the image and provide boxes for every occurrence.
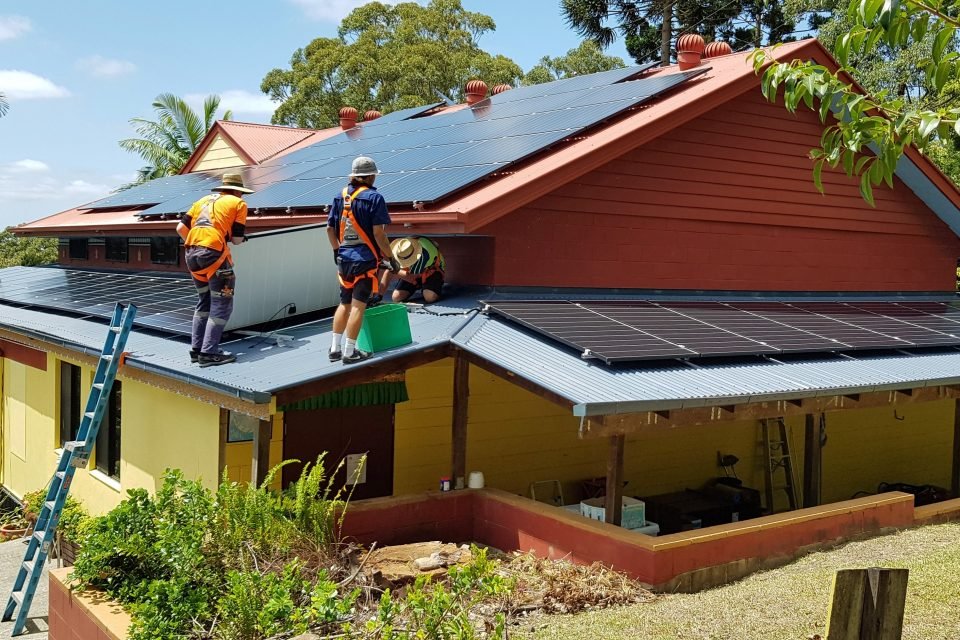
[189,349,200,364]
[367,293,383,307]
[198,352,237,368]
[342,350,372,365]
[328,349,342,362]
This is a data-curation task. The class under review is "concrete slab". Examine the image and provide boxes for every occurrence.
[0,538,49,639]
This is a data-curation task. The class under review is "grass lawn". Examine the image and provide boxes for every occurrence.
[522,522,960,640]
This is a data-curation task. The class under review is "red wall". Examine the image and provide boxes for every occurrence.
[58,244,184,273]
[482,90,960,292]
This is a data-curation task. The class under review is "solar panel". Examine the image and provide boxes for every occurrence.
[86,173,218,210]
[0,266,196,336]
[484,300,960,364]
[361,101,446,128]
[105,66,706,217]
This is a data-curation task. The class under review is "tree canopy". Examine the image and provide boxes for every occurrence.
[560,0,798,64]
[754,0,960,204]
[261,0,524,129]
[0,230,57,268]
[119,93,232,185]
[523,40,625,85]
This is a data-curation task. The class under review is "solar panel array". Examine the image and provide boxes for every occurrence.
[483,300,960,364]
[0,267,196,336]
[78,62,702,216]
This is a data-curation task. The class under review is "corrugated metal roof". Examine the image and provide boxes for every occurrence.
[217,121,341,164]
[452,316,960,416]
[0,298,478,404]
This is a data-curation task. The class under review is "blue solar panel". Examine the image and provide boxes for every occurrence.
[362,101,446,127]
[86,173,217,209]
[115,65,704,216]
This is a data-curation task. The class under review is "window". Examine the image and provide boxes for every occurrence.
[150,237,180,265]
[105,237,128,262]
[227,412,257,443]
[68,238,88,260]
[59,362,81,448]
[96,381,122,480]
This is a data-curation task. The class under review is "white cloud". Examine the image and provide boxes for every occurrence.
[186,89,278,115]
[0,16,31,41]
[76,55,136,78]
[64,179,111,195]
[0,70,69,99]
[288,0,421,21]
[7,159,50,172]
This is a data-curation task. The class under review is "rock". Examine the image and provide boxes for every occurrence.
[414,554,445,571]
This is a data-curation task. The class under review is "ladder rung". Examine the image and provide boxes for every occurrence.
[10,591,22,606]
[102,355,113,362]
[22,560,35,574]
[55,471,65,480]
[93,383,104,391]
[44,501,56,511]
[84,411,96,419]
[33,531,46,543]
[64,440,88,452]
[110,326,122,333]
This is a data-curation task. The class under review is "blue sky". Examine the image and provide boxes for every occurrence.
[0,1,630,230]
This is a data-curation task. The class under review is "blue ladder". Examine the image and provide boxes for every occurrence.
[2,303,137,636]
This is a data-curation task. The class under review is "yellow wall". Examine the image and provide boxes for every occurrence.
[192,134,244,172]
[393,359,956,510]
[1,352,231,515]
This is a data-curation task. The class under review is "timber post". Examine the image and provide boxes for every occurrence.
[825,568,909,640]
[251,417,272,487]
[604,434,625,526]
[803,412,823,508]
[451,355,469,490]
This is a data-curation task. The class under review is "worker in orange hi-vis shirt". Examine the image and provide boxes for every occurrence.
[176,173,253,367]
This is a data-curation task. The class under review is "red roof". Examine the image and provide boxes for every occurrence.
[180,120,342,173]
[17,38,960,237]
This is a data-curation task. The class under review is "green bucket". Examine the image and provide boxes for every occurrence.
[357,303,413,353]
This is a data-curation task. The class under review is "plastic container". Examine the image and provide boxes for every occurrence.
[579,497,646,529]
[356,303,413,353]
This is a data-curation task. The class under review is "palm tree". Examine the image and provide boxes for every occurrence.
[119,93,232,184]
[0,92,9,117]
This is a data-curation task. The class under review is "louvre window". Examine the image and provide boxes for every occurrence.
[150,237,180,265]
[68,238,88,260]
[105,237,128,262]
[59,362,82,448]
[96,381,122,480]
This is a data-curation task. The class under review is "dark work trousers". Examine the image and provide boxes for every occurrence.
[186,246,236,355]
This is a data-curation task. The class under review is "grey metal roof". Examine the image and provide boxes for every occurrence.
[451,316,960,416]
[0,297,478,404]
[5,289,960,416]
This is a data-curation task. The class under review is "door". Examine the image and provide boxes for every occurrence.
[282,404,395,500]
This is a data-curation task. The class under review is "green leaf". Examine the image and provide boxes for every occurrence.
[842,150,855,176]
[836,33,851,67]
[953,119,960,137]
[878,0,899,30]
[860,170,876,207]
[855,155,872,175]
[935,59,951,92]
[862,0,884,25]
[933,28,954,65]
[918,113,941,140]
[819,95,833,123]
[911,13,929,42]
[813,159,825,194]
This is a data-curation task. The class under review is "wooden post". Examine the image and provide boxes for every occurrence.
[825,568,909,640]
[803,413,822,508]
[218,409,229,481]
[251,417,272,488]
[604,434,625,526]
[451,356,469,490]
[953,399,960,498]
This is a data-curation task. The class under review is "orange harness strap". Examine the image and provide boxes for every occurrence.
[337,185,380,294]
[190,246,231,284]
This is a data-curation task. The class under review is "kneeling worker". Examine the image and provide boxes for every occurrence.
[327,156,399,364]
[383,237,445,303]
[177,172,252,367]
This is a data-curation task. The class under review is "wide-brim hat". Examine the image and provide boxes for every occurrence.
[391,237,423,270]
[349,156,380,177]
[212,172,254,194]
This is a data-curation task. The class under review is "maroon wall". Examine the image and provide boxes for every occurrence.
[480,90,960,291]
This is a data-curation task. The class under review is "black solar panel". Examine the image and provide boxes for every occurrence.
[86,173,218,210]
[102,65,706,217]
[0,266,196,336]
[361,101,446,128]
[484,300,960,364]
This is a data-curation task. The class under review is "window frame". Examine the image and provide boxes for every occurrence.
[95,381,122,481]
[150,236,180,265]
[105,237,129,262]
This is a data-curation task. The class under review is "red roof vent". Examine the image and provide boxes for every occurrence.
[492,83,511,95]
[363,109,383,121]
[465,79,488,105]
[704,40,733,59]
[339,106,358,130]
[676,33,705,70]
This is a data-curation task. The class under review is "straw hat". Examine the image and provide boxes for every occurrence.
[391,237,424,270]
[212,172,254,194]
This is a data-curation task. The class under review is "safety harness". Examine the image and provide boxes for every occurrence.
[337,185,380,295]
[186,194,233,283]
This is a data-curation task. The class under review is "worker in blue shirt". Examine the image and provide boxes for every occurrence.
[326,156,399,364]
